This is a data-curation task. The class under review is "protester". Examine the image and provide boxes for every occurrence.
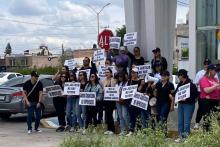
[115,71,129,136]
[102,68,117,135]
[151,47,168,73]
[52,65,70,81]
[65,71,78,132]
[193,58,211,129]
[155,70,175,134]
[132,47,145,66]
[81,57,97,74]
[126,67,149,137]
[175,69,198,142]
[53,71,68,132]
[153,62,162,80]
[84,73,103,130]
[199,64,220,131]
[23,71,43,134]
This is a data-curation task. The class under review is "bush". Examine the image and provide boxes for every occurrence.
[15,66,58,75]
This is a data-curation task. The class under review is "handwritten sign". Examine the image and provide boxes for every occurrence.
[93,49,106,64]
[136,64,152,79]
[98,65,117,81]
[131,92,149,110]
[121,85,138,99]
[124,32,137,46]
[109,37,121,49]
[63,82,80,95]
[64,59,77,70]
[175,83,190,103]
[79,92,96,106]
[44,85,63,98]
[104,87,119,101]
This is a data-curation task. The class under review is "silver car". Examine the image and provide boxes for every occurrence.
[0,75,55,119]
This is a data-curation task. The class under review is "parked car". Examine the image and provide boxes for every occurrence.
[0,72,23,85]
[0,75,55,119]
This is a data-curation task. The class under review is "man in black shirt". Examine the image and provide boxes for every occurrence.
[23,71,43,134]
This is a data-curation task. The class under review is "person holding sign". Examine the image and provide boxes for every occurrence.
[84,73,103,130]
[132,47,145,66]
[151,47,168,73]
[102,68,117,135]
[175,69,198,142]
[81,57,97,75]
[53,72,68,132]
[65,71,78,132]
[199,64,220,131]
[115,71,129,136]
[154,71,175,134]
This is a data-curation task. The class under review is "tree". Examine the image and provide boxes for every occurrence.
[5,43,12,56]
[116,25,126,46]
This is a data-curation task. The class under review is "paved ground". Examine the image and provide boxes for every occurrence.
[0,115,65,147]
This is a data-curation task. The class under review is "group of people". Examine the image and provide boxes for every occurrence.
[22,46,220,141]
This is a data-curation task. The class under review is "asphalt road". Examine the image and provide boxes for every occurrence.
[0,114,65,147]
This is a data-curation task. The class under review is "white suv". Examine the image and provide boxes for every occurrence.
[0,72,23,85]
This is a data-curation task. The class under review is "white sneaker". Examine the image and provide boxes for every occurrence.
[108,131,114,135]
[35,129,42,133]
[175,138,181,143]
[193,123,199,129]
[104,131,110,135]
[27,130,32,134]
[118,131,126,136]
[77,129,83,133]
[125,131,133,137]
[82,129,86,135]
[69,128,75,132]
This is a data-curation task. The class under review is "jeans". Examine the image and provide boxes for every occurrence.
[85,106,98,128]
[195,98,202,123]
[178,103,195,138]
[104,101,115,132]
[66,96,77,127]
[75,98,86,129]
[53,97,66,126]
[156,102,170,123]
[128,105,150,132]
[27,102,42,131]
[116,103,129,132]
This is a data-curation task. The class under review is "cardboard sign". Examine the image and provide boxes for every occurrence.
[109,37,121,49]
[63,82,80,95]
[79,92,96,106]
[44,85,63,98]
[93,49,106,64]
[104,87,119,101]
[64,59,77,70]
[175,83,190,103]
[136,64,152,79]
[121,85,138,99]
[131,92,149,110]
[98,65,117,81]
[76,69,91,80]
[124,32,137,46]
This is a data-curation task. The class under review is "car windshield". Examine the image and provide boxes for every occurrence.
[0,73,6,78]
[0,76,30,87]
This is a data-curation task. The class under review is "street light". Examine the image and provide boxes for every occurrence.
[87,3,111,45]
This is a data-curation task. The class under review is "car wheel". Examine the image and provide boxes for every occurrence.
[0,113,11,119]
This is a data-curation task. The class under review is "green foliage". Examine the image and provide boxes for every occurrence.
[15,66,58,75]
[116,25,126,46]
[5,42,12,55]
[173,66,178,75]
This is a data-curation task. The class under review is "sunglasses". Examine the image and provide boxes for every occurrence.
[79,74,83,76]
[90,76,95,78]
[61,76,66,78]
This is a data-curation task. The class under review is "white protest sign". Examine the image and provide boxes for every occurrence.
[93,49,106,64]
[64,59,77,70]
[109,37,121,49]
[76,69,91,80]
[79,92,96,106]
[136,64,152,79]
[63,82,80,95]
[124,32,137,46]
[121,85,138,99]
[98,65,117,81]
[131,92,149,110]
[104,87,119,101]
[175,83,190,103]
[44,85,63,98]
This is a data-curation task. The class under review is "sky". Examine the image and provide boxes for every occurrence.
[0,0,189,55]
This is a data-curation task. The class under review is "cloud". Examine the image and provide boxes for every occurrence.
[9,0,51,16]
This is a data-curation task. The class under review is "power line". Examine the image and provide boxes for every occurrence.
[0,17,97,28]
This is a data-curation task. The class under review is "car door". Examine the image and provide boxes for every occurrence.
[40,78,55,113]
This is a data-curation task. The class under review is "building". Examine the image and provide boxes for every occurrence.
[124,0,220,78]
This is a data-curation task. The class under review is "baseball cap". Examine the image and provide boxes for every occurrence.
[203,58,211,65]
[177,69,188,77]
[131,67,138,73]
[161,70,170,76]
[207,64,217,71]
[152,47,160,53]
[31,71,39,77]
